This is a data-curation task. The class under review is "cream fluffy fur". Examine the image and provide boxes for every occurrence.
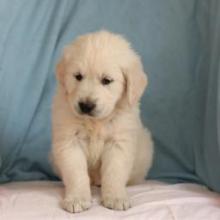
[51,31,154,213]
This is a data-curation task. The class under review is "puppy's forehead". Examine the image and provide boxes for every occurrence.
[71,42,121,66]
[68,52,121,77]
[66,33,132,78]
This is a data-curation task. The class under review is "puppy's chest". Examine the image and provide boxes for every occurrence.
[76,125,107,168]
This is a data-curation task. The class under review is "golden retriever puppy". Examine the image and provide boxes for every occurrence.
[51,30,154,213]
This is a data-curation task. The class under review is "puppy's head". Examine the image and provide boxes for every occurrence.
[56,31,147,119]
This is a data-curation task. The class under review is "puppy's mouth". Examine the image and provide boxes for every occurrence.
[79,110,96,117]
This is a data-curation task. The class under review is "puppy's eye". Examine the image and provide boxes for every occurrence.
[74,73,83,81]
[101,77,113,85]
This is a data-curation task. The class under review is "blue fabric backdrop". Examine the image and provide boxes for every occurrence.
[0,0,219,192]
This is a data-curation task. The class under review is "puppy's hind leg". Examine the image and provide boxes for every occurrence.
[128,129,154,185]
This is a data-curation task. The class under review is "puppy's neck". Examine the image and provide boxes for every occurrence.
[82,118,103,137]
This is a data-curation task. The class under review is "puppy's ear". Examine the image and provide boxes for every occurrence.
[56,46,72,87]
[122,56,147,106]
[56,57,66,87]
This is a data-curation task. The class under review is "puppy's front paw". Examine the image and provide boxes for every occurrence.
[62,196,91,213]
[102,195,131,211]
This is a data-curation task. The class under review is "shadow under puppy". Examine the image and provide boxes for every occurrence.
[51,30,154,213]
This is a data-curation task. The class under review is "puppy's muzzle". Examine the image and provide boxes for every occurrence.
[78,100,96,115]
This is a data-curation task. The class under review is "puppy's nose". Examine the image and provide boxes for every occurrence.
[78,101,96,114]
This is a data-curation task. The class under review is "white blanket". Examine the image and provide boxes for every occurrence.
[0,181,220,220]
